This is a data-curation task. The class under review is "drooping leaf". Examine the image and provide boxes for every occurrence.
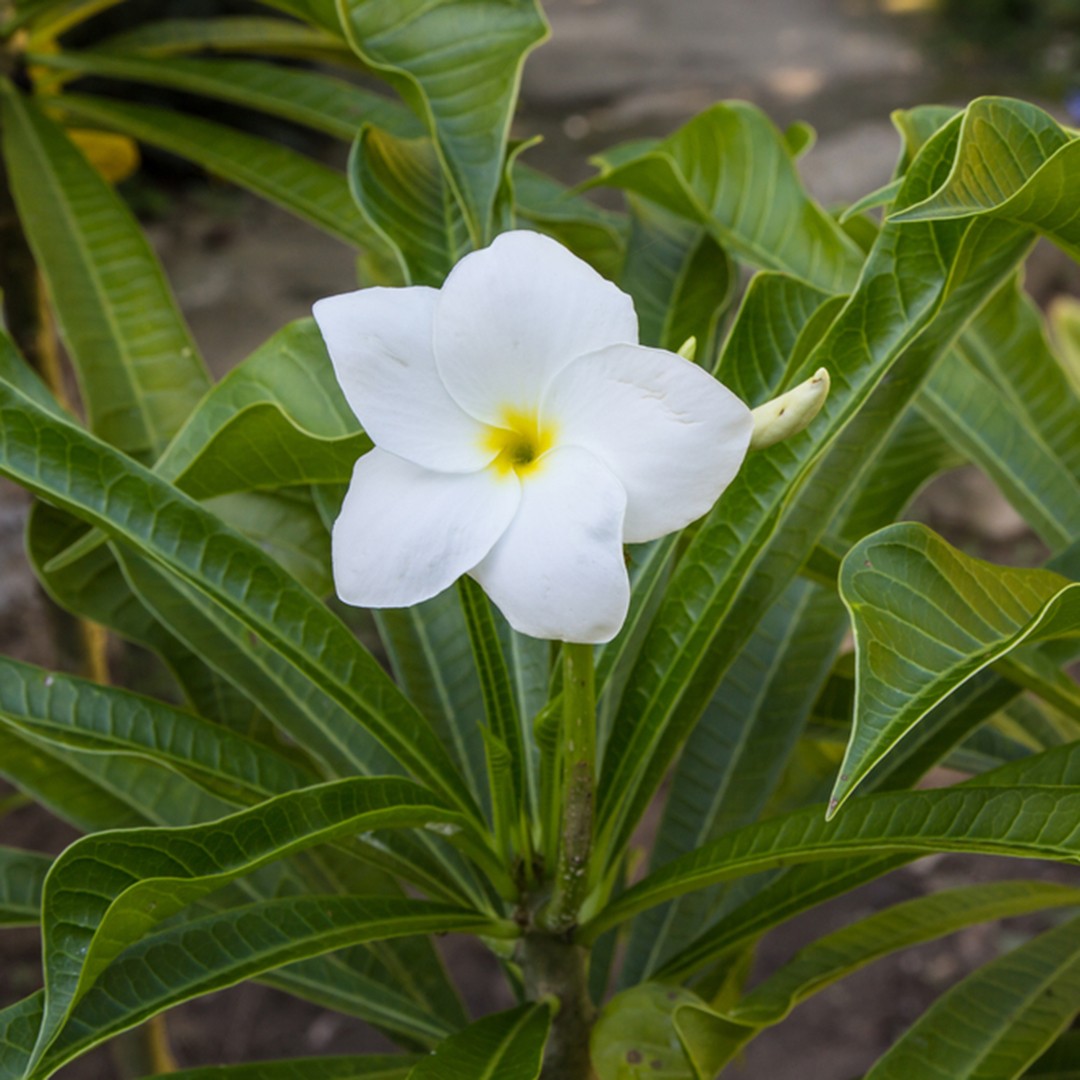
[865,915,1080,1079]
[584,782,1080,941]
[23,777,486,1074]
[21,898,506,1080]
[337,0,549,245]
[31,51,421,140]
[51,94,379,250]
[0,374,479,817]
[0,656,317,803]
[406,1003,553,1080]
[0,84,209,461]
[833,522,1080,811]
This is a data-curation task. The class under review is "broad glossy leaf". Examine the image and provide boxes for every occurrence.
[833,522,1080,811]
[713,271,832,405]
[348,126,468,286]
[24,778,480,1073]
[0,847,51,927]
[157,1058,417,1079]
[866,915,1080,1079]
[406,1003,552,1080]
[596,111,1036,862]
[620,196,734,358]
[23,898,505,1080]
[591,982,719,1080]
[0,376,477,815]
[33,52,420,140]
[592,102,864,291]
[338,0,549,244]
[258,0,344,33]
[511,165,626,280]
[52,95,377,250]
[891,104,961,172]
[0,85,208,461]
[0,656,316,802]
[891,97,1080,258]
[584,783,1080,941]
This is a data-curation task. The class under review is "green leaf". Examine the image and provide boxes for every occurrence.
[337,0,549,245]
[373,593,488,813]
[457,578,526,837]
[511,165,627,280]
[865,915,1080,1080]
[0,847,51,927]
[1051,296,1080,394]
[52,94,378,250]
[158,318,368,498]
[348,125,469,286]
[733,880,1080,1028]
[583,783,1080,942]
[1027,1030,1080,1078]
[920,350,1080,551]
[94,16,353,63]
[0,375,479,818]
[621,580,846,984]
[833,522,1080,812]
[156,1058,418,1079]
[24,777,487,1074]
[406,1003,553,1080]
[259,0,344,34]
[32,51,421,141]
[712,271,832,406]
[591,102,864,291]
[890,97,1080,259]
[0,656,317,802]
[0,83,209,461]
[595,110,1037,863]
[891,104,961,172]
[591,982,720,1080]
[620,196,735,358]
[29,898,504,1080]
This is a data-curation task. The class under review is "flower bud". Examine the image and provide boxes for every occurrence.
[749,368,830,450]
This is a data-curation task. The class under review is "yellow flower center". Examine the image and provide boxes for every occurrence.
[484,408,556,476]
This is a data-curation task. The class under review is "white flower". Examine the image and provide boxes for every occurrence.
[313,231,752,644]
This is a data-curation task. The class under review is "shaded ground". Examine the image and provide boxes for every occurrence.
[3,1,1080,1076]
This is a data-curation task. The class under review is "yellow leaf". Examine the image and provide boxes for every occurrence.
[66,128,140,184]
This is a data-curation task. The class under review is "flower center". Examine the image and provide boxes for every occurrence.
[484,408,555,476]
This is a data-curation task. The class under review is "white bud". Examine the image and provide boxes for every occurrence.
[749,368,830,450]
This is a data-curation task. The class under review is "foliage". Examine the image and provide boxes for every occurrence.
[0,1,1078,1077]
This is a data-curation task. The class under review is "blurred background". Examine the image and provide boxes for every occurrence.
[1,1,1079,1076]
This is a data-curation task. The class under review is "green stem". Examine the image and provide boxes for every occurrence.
[544,642,596,933]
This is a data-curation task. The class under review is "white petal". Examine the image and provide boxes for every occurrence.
[542,343,753,543]
[433,231,639,425]
[471,446,629,643]
[313,286,493,473]
[333,449,520,608]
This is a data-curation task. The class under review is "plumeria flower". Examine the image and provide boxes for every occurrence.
[314,231,752,644]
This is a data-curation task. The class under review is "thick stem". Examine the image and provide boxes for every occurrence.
[545,642,596,933]
[520,932,596,1080]
[111,1015,177,1078]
